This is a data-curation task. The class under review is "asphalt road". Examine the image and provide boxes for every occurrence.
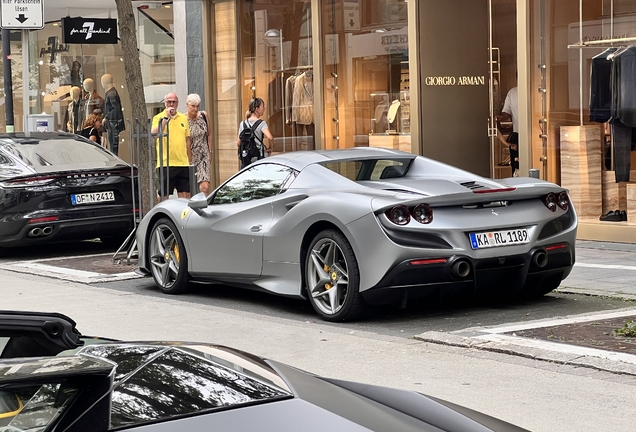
[4,267,636,432]
[2,239,634,339]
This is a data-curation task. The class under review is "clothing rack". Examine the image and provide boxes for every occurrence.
[262,64,313,74]
[568,36,636,49]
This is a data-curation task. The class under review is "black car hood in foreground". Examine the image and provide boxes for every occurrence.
[0,312,529,432]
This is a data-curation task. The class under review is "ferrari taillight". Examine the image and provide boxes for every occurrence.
[386,204,434,225]
[386,205,410,225]
[412,204,433,224]
[543,192,557,212]
[557,191,570,210]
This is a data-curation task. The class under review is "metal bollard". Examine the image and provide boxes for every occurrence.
[529,168,540,179]
[189,165,198,196]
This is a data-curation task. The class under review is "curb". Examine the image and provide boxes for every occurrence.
[414,330,636,377]
[555,286,636,302]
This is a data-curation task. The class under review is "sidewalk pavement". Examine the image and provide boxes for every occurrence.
[557,239,636,301]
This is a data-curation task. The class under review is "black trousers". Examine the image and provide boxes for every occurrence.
[611,119,632,182]
[507,132,519,175]
[107,122,120,156]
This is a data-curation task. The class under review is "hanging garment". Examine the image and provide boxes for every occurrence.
[292,71,314,125]
[285,74,297,124]
[589,47,617,123]
[611,119,632,182]
[612,46,636,128]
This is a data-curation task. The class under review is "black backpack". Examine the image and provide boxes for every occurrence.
[239,119,264,167]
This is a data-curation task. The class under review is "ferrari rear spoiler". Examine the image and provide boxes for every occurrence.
[0,311,84,359]
[372,184,567,213]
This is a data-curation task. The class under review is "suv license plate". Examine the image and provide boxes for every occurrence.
[71,191,115,205]
[469,228,529,249]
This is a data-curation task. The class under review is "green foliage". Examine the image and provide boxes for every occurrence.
[614,320,636,337]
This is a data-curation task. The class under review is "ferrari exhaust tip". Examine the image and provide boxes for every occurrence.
[42,226,53,236]
[28,227,43,237]
[533,250,548,268]
[451,260,471,279]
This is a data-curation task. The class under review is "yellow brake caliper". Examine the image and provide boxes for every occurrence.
[172,243,180,264]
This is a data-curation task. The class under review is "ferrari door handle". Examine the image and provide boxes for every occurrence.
[250,225,262,232]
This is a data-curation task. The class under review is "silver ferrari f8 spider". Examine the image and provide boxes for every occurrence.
[137,148,577,321]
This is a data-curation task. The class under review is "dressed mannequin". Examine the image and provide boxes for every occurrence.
[82,78,104,121]
[101,73,125,156]
[65,86,84,133]
[291,70,315,150]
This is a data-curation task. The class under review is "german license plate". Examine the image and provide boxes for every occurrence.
[71,191,115,205]
[469,228,529,249]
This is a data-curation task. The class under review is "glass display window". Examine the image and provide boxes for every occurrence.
[321,0,411,151]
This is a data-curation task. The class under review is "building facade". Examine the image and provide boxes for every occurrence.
[0,0,634,243]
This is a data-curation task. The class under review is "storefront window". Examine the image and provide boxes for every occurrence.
[138,3,176,117]
[531,0,636,237]
[238,0,314,158]
[321,0,410,150]
[0,30,24,133]
[28,10,131,158]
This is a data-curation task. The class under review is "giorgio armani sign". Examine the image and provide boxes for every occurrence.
[62,17,118,44]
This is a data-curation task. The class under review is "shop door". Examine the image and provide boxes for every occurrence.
[418,0,489,177]
[489,0,519,179]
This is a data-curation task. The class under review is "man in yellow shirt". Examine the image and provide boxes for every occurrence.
[152,92,192,200]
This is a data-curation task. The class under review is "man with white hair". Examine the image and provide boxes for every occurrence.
[151,92,192,200]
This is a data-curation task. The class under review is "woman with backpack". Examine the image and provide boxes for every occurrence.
[186,93,213,195]
[237,97,274,169]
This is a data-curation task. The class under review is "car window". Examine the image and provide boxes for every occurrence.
[3,139,117,169]
[109,348,292,428]
[0,151,12,166]
[212,163,294,205]
[3,383,78,431]
[322,158,411,181]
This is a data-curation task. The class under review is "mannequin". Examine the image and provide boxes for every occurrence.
[65,86,83,133]
[82,78,104,121]
[101,73,125,156]
[291,70,315,150]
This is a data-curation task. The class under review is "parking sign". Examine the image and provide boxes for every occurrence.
[1,0,44,30]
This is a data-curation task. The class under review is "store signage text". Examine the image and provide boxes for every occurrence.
[39,36,69,63]
[62,17,118,44]
[425,76,485,86]
[381,34,408,52]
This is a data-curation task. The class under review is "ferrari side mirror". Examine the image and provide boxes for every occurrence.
[188,193,208,210]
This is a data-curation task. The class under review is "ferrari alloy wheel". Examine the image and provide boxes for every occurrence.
[305,229,368,322]
[149,218,189,294]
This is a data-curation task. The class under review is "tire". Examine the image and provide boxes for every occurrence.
[148,218,189,294]
[304,229,370,322]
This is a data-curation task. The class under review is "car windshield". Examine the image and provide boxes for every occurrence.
[1,139,119,173]
[322,158,412,181]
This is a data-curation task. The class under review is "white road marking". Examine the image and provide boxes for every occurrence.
[575,262,636,271]
[13,262,103,278]
[0,253,142,283]
[477,308,636,334]
[475,333,636,365]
